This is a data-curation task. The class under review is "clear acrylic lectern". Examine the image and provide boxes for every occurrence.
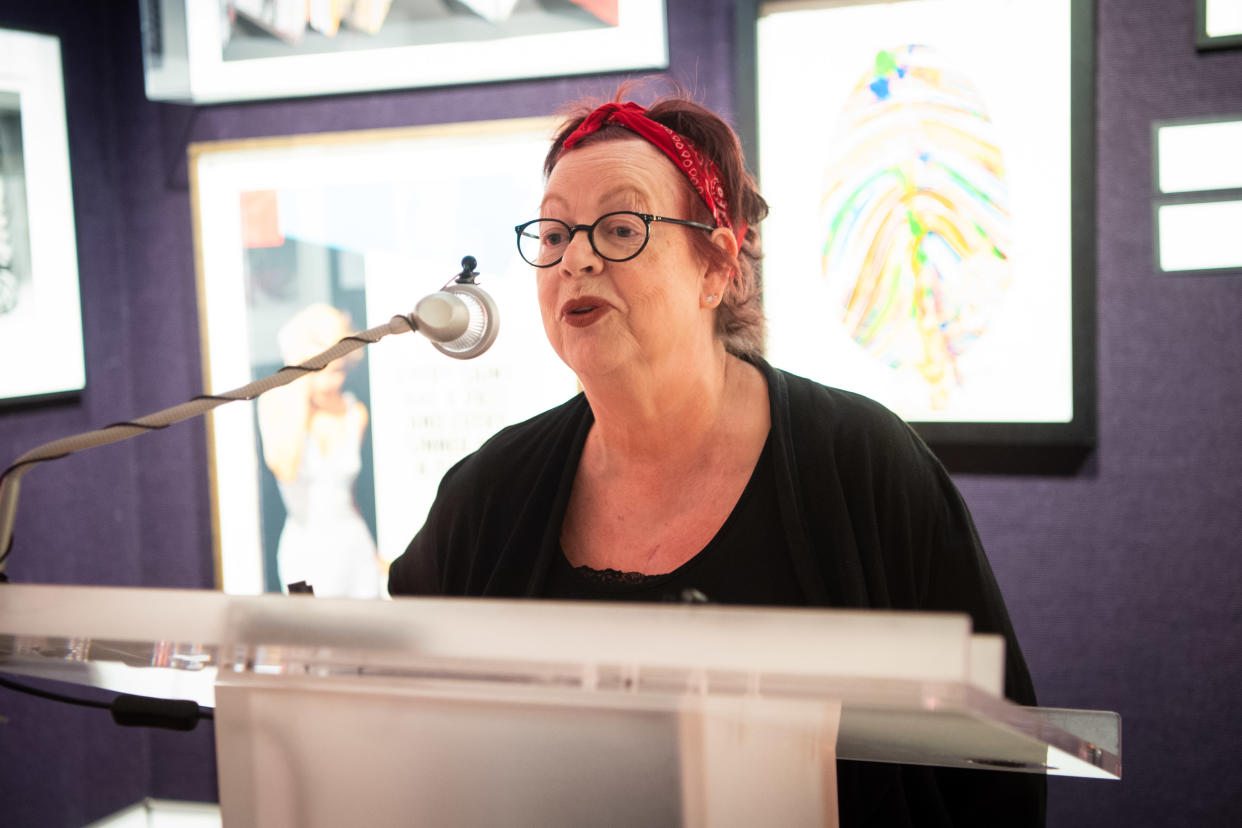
[0,584,1120,827]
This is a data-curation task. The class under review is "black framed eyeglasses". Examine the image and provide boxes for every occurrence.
[514,211,716,268]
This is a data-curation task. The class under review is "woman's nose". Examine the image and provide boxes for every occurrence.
[559,228,599,276]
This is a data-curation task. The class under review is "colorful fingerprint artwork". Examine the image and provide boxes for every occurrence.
[819,44,1011,410]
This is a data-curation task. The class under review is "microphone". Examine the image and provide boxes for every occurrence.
[409,255,499,360]
[411,283,499,360]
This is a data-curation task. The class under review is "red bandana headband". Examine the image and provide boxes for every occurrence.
[561,101,747,246]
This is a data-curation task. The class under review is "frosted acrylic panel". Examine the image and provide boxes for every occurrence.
[1158,200,1242,271]
[1157,120,1242,193]
[1,583,1122,787]
[87,800,222,828]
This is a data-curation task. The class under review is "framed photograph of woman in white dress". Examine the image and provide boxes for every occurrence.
[190,119,579,595]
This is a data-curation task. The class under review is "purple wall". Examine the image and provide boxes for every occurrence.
[0,1,1238,825]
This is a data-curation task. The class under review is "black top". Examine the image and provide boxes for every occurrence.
[390,356,1046,827]
[542,434,807,606]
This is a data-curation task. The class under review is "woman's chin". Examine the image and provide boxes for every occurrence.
[559,340,631,384]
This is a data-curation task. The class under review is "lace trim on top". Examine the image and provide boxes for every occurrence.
[570,564,665,586]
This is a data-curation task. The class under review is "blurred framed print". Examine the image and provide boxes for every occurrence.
[751,0,1096,448]
[190,119,578,595]
[1153,114,1242,275]
[1196,0,1242,50]
[141,0,669,103]
[0,28,84,404]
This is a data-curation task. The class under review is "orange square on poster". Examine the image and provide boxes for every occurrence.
[570,0,619,27]
[240,189,285,249]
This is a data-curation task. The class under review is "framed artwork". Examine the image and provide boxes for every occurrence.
[190,119,579,596]
[141,0,668,103]
[746,0,1096,449]
[1196,0,1242,50]
[0,28,84,404]
[1153,115,1242,275]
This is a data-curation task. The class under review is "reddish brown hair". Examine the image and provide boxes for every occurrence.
[544,92,769,357]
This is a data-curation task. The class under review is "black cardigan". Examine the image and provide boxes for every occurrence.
[389,357,1045,826]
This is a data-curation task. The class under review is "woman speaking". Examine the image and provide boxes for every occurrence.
[388,93,1045,826]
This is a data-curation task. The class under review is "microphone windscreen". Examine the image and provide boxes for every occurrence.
[413,292,470,341]
[432,283,499,360]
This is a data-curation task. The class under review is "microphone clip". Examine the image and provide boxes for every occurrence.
[454,255,480,285]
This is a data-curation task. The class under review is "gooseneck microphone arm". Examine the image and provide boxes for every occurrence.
[0,257,496,579]
[0,313,413,578]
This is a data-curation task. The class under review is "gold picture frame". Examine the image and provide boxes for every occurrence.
[189,118,578,595]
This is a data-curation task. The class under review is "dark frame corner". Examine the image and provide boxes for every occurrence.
[1196,0,1242,52]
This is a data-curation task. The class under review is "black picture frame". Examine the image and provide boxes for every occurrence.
[1196,0,1242,51]
[734,0,1097,470]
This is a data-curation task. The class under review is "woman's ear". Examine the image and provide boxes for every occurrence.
[701,227,739,303]
[710,226,741,258]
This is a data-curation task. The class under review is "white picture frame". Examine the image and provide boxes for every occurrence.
[142,0,669,104]
[0,28,84,404]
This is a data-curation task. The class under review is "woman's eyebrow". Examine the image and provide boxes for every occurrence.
[601,184,651,209]
[539,193,568,213]
[539,184,652,217]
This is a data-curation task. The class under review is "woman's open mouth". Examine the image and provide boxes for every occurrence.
[561,297,609,327]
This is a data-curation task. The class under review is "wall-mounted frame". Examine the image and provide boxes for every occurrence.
[190,119,578,595]
[738,0,1096,453]
[142,0,668,104]
[0,28,84,405]
[1153,115,1242,275]
[1196,0,1242,50]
